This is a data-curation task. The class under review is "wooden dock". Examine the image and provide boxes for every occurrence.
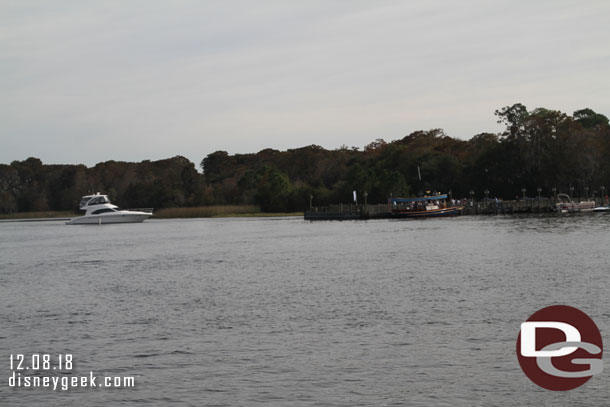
[460,198,555,215]
[304,197,607,220]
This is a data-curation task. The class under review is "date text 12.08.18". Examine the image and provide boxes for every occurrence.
[9,354,73,371]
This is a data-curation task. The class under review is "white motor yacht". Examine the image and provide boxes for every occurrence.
[66,193,153,225]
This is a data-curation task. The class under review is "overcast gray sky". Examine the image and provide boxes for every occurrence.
[2,0,609,167]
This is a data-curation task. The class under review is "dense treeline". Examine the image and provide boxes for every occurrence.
[0,156,203,213]
[1,104,609,214]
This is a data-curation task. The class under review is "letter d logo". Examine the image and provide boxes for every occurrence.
[520,321,581,357]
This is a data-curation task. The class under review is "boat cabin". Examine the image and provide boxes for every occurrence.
[389,194,449,213]
[387,193,461,218]
[79,194,111,209]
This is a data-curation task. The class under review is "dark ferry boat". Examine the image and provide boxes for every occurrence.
[388,193,462,218]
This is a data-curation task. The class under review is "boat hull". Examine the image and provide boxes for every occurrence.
[66,212,151,225]
[593,206,610,212]
[391,206,461,218]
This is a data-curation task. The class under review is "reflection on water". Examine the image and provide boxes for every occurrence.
[1,215,610,406]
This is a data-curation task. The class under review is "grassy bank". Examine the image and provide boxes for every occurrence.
[153,205,302,219]
[0,211,75,220]
[216,212,303,218]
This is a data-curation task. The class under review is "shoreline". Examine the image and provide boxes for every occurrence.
[0,211,76,220]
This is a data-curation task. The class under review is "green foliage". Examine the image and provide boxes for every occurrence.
[1,104,609,214]
[252,166,292,212]
[574,108,609,128]
[0,156,204,214]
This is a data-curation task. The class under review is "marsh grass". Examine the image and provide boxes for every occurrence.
[218,212,303,218]
[153,205,261,218]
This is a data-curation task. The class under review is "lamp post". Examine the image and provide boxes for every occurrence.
[570,186,574,198]
[364,191,368,209]
[521,188,526,200]
[552,187,557,200]
[584,186,589,200]
[309,194,313,211]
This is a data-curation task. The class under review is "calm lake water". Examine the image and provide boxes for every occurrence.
[1,214,610,406]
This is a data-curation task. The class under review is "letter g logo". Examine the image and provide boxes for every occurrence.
[516,305,603,391]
